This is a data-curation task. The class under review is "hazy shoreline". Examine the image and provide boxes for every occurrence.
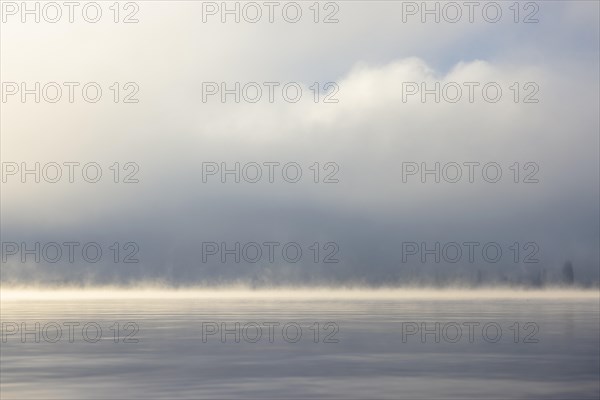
[1,285,598,301]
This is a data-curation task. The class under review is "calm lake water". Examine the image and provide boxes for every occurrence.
[1,290,599,399]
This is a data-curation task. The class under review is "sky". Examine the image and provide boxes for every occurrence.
[1,0,599,286]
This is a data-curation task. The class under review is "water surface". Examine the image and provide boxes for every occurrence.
[1,290,598,399]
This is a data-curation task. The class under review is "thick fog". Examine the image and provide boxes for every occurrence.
[1,1,598,287]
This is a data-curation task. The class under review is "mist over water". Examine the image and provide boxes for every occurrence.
[2,0,599,398]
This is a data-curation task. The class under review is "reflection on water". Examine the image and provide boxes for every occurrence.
[1,290,599,399]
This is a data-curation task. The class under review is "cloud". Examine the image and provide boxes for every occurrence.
[1,2,598,286]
